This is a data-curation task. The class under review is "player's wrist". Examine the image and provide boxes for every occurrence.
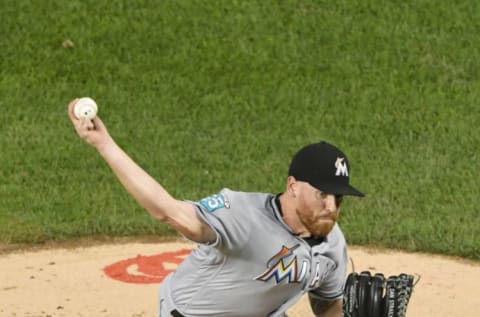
[96,137,117,157]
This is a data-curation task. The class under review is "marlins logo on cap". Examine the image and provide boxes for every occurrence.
[335,157,349,177]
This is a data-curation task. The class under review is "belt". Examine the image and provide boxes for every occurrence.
[171,309,185,317]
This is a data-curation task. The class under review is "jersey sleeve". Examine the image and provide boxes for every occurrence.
[309,226,349,300]
[192,188,252,252]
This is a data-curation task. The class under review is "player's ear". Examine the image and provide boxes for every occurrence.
[286,176,298,198]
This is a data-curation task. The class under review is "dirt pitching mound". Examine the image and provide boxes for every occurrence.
[0,241,478,317]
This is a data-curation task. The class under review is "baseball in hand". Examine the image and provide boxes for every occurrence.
[74,97,98,120]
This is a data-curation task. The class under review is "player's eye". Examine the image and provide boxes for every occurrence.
[316,191,328,199]
[315,191,343,207]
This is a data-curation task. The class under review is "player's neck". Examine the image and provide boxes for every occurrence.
[278,193,310,237]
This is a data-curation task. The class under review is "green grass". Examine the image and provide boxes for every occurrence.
[1,0,479,259]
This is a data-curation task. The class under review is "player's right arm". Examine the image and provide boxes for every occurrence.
[67,99,216,244]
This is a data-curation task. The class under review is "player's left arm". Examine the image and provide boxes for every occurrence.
[309,296,342,317]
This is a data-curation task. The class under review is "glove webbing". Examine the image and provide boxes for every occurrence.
[395,274,414,317]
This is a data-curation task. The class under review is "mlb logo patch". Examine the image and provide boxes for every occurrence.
[199,193,230,212]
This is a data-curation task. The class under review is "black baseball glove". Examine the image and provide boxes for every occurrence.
[343,271,416,317]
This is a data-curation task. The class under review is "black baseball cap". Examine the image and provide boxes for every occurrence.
[288,141,365,197]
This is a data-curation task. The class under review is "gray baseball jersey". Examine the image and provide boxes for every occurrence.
[159,188,348,317]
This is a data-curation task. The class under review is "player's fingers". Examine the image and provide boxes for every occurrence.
[76,118,88,137]
[91,116,107,132]
[86,119,95,130]
[79,117,94,131]
[67,98,79,122]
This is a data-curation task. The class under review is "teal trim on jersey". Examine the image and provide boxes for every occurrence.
[199,193,229,212]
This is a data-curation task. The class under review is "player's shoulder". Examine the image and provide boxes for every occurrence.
[197,188,273,213]
[326,223,346,246]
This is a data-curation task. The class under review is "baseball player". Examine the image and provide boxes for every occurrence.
[68,99,364,317]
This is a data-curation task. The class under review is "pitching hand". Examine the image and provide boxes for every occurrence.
[68,98,112,149]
